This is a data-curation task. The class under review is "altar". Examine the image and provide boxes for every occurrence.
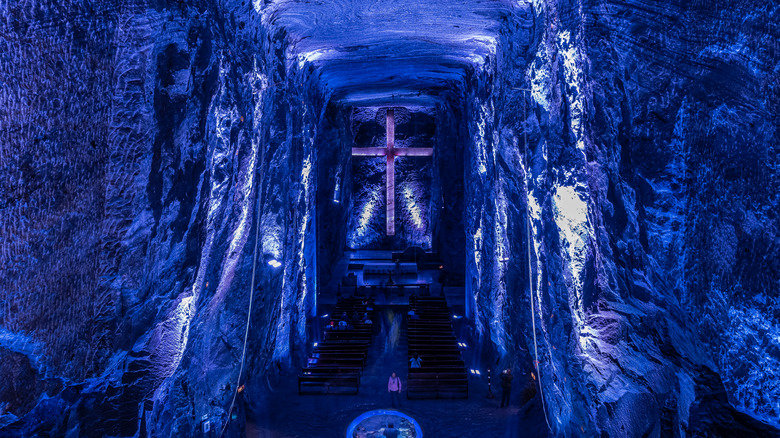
[362,262,417,276]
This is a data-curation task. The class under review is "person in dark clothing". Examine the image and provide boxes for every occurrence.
[383,422,400,438]
[500,368,513,408]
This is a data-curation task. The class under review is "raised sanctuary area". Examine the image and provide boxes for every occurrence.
[0,0,779,437]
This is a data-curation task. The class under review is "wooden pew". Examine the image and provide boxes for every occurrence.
[301,366,363,377]
[324,331,372,342]
[404,295,469,399]
[314,344,369,355]
[311,351,367,363]
[306,357,366,369]
[299,297,375,395]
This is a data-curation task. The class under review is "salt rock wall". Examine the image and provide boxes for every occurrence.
[0,1,122,431]
[0,0,117,386]
[0,1,325,436]
[1,0,777,436]
[431,98,468,274]
[465,0,779,436]
[315,103,353,291]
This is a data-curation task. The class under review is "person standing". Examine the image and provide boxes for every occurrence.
[500,368,513,408]
[387,372,402,408]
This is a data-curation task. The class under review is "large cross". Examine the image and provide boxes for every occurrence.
[352,109,433,236]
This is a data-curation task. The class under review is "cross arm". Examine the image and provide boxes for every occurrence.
[393,147,433,157]
[352,147,387,157]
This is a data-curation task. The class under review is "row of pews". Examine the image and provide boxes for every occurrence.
[297,298,375,395]
[405,296,468,399]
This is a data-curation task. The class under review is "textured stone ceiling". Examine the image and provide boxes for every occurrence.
[264,0,513,106]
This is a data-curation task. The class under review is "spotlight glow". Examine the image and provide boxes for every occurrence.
[403,186,424,228]
[357,197,378,236]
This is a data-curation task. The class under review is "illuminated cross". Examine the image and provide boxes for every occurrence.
[352,109,433,235]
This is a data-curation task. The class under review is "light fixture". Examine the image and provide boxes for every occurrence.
[268,259,282,268]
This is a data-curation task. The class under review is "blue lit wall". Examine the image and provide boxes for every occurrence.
[0,3,326,435]
[315,103,353,290]
[1,0,778,436]
[459,1,780,436]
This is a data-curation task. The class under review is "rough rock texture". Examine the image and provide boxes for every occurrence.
[1,0,778,437]
[315,102,353,288]
[431,100,469,274]
[1,1,326,436]
[461,0,779,436]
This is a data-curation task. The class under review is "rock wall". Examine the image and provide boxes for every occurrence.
[432,97,468,274]
[315,102,353,289]
[0,0,118,385]
[1,0,777,436]
[1,1,327,435]
[464,0,779,436]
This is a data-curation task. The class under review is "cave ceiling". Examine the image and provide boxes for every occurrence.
[264,0,513,106]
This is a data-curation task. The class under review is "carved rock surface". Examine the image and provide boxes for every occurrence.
[0,0,778,437]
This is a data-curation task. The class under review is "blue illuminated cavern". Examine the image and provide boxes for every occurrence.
[1,0,778,437]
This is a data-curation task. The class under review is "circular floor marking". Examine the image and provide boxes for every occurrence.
[346,409,423,438]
